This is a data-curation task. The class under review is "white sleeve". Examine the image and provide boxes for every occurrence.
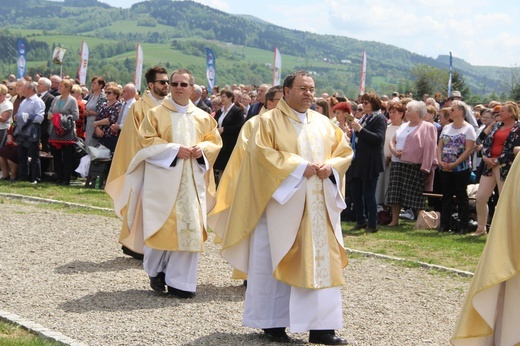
[145,145,180,168]
[327,167,347,209]
[272,161,308,205]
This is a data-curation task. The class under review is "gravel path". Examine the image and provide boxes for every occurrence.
[0,198,470,345]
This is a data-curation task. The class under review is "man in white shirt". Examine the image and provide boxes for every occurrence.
[110,83,136,133]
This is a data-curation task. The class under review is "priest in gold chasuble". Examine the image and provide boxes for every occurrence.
[105,66,170,260]
[115,69,221,298]
[221,71,352,345]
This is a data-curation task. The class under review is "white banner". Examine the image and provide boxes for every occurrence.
[272,48,282,86]
[78,41,89,85]
[134,43,143,91]
[359,50,366,94]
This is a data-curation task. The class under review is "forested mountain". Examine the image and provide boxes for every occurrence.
[0,0,516,101]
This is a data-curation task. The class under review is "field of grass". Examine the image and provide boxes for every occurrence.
[0,180,486,273]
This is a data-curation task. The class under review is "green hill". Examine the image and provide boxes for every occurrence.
[0,0,515,100]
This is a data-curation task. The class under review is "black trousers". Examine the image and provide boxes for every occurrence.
[18,142,41,182]
[439,169,471,229]
[51,144,75,184]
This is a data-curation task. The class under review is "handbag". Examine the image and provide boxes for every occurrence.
[49,113,77,148]
[88,144,111,160]
[377,206,392,225]
[414,210,440,230]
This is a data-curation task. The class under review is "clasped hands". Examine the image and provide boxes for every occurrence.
[304,163,332,180]
[177,145,203,160]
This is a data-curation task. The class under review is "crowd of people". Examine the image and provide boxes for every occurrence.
[1,67,520,345]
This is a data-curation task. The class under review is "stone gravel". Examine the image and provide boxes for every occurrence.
[0,199,470,345]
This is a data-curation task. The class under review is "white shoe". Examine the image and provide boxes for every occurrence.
[399,209,415,220]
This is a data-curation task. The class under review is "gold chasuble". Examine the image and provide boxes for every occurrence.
[209,116,259,239]
[113,100,221,253]
[209,117,259,280]
[451,156,520,346]
[221,98,353,289]
[105,92,163,254]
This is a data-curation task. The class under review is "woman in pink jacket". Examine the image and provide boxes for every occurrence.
[387,100,438,227]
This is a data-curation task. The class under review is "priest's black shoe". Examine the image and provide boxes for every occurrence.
[167,285,195,299]
[262,328,290,343]
[309,330,348,345]
[348,223,367,231]
[122,246,144,260]
[149,272,166,292]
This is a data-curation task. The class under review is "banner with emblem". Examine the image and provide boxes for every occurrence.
[205,48,216,92]
[52,47,67,65]
[78,41,89,85]
[17,38,27,79]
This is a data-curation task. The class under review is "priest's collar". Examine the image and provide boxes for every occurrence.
[278,97,309,124]
[149,93,164,106]
[168,97,190,114]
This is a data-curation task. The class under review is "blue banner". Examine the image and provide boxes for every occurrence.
[17,38,27,79]
[447,52,453,97]
[205,48,216,92]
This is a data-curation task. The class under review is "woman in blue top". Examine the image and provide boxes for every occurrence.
[437,100,476,234]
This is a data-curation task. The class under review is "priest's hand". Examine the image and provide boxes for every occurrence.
[316,164,332,180]
[177,145,192,160]
[303,163,319,178]
[190,145,202,159]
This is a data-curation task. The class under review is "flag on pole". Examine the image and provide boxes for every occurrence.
[78,41,89,85]
[447,52,453,97]
[272,48,282,86]
[205,48,216,92]
[17,38,27,79]
[52,47,67,65]
[359,50,367,94]
[134,43,143,91]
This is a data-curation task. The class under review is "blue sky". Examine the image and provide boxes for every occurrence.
[78,0,520,67]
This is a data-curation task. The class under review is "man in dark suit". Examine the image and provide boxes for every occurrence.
[213,89,244,182]
[245,84,269,120]
[37,77,55,153]
[190,84,211,114]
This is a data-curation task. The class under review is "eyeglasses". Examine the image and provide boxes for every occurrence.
[292,86,315,94]
[170,82,191,88]
[362,101,370,105]
[357,108,363,111]
[154,80,169,85]
[105,91,113,95]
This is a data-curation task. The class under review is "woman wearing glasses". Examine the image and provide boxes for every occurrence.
[437,101,476,234]
[84,76,107,146]
[348,92,387,233]
[93,84,122,153]
[473,101,520,236]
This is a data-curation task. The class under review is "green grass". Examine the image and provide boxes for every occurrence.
[0,320,62,346]
[0,180,112,209]
[0,179,486,273]
[343,221,486,273]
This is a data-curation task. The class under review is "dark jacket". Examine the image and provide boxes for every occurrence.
[214,104,244,170]
[349,112,387,179]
